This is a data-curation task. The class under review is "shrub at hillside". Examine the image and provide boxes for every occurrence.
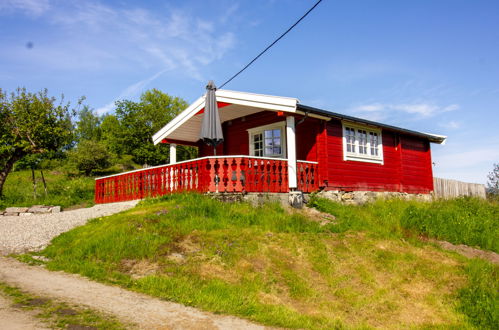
[69,140,111,176]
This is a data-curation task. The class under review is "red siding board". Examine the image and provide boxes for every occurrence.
[323,120,433,194]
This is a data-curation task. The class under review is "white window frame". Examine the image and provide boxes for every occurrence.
[247,122,287,158]
[342,121,384,164]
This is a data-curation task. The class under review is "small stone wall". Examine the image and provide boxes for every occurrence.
[208,190,433,208]
[0,205,61,217]
[317,190,432,205]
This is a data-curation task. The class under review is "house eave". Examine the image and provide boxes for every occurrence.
[152,89,300,145]
[296,104,447,144]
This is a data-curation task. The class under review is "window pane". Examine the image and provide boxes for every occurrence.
[253,133,263,156]
[346,127,355,153]
[370,132,378,156]
[358,129,367,154]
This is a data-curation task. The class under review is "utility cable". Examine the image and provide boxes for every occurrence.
[219,0,323,89]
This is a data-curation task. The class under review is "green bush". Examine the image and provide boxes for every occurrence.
[69,140,111,176]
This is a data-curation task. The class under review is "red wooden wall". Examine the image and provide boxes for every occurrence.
[198,111,320,162]
[198,110,434,194]
[322,119,433,193]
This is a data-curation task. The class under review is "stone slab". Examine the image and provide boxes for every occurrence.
[3,212,19,216]
[27,207,51,214]
[5,207,28,213]
[19,212,33,216]
[50,206,61,213]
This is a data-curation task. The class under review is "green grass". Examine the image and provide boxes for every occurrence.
[310,196,499,252]
[457,259,498,329]
[36,193,485,329]
[0,169,95,210]
[401,198,498,252]
[0,282,126,329]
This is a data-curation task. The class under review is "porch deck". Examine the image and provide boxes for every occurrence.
[95,156,319,204]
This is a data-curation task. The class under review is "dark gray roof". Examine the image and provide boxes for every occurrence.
[297,104,446,144]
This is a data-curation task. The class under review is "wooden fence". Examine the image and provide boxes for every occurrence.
[433,177,486,199]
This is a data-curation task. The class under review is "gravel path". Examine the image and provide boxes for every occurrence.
[0,258,264,330]
[0,201,138,255]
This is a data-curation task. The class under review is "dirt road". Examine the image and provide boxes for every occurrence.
[0,258,264,330]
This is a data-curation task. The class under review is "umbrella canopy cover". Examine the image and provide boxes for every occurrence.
[200,81,224,150]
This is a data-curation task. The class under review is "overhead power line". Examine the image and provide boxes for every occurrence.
[219,0,323,89]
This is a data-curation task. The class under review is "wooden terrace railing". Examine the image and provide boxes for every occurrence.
[95,156,319,204]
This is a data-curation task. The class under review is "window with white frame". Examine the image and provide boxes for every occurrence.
[342,122,383,164]
[247,122,286,158]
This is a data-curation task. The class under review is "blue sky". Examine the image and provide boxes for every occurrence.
[1,0,498,183]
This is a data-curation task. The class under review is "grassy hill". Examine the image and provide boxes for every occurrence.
[30,194,497,329]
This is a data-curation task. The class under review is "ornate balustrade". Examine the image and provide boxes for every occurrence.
[95,156,318,203]
[296,160,320,193]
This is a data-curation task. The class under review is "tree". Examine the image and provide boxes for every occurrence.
[0,88,75,196]
[76,106,101,142]
[105,89,196,166]
[69,140,111,176]
[487,163,499,196]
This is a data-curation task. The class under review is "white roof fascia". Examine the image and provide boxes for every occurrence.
[152,89,299,145]
[422,132,447,145]
[152,96,205,145]
[216,89,298,112]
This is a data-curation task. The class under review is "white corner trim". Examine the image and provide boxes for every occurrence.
[169,143,177,164]
[342,121,384,165]
[286,116,297,189]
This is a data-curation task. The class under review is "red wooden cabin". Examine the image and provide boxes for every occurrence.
[95,90,446,203]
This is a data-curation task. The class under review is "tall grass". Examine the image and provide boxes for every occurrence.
[310,196,499,253]
[401,197,498,252]
[0,170,95,210]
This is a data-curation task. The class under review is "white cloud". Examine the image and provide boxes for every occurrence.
[1,1,237,79]
[1,0,240,113]
[350,102,460,121]
[0,0,50,16]
[439,120,461,129]
[95,69,166,114]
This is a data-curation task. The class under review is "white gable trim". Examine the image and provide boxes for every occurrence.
[152,89,299,145]
[152,95,205,145]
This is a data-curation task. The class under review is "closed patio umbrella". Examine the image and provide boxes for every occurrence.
[200,80,224,155]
